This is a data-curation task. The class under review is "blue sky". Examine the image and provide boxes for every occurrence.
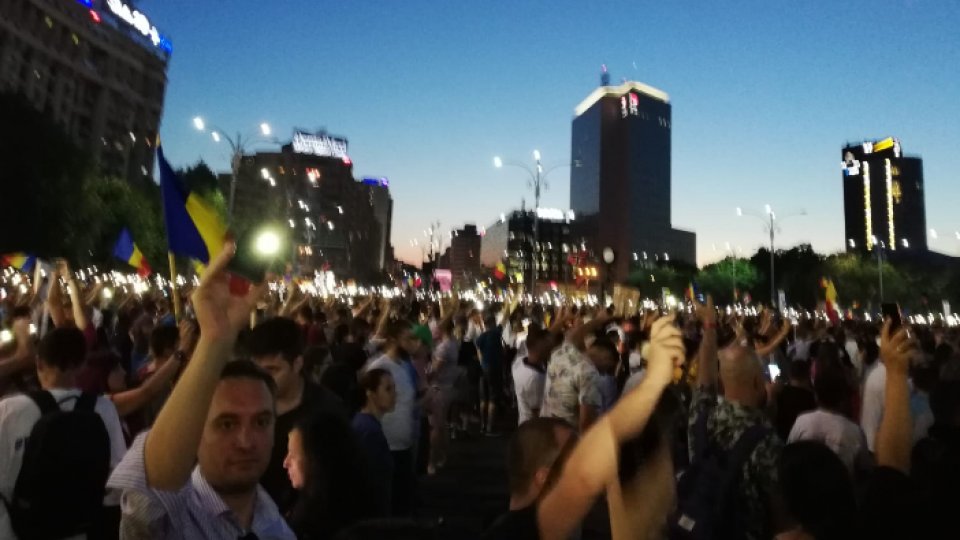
[140,0,960,265]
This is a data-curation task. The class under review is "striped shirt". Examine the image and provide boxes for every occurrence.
[107,432,294,540]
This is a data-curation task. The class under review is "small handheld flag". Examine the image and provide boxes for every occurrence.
[493,260,507,280]
[1,253,36,273]
[113,229,151,276]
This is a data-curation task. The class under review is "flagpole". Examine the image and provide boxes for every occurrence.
[168,252,182,322]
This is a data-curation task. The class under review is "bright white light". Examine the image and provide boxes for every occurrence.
[848,239,856,248]
[533,150,541,161]
[268,178,276,187]
[288,219,295,228]
[337,206,343,214]
[930,229,938,239]
[0,330,12,344]
[261,168,270,180]
[255,231,281,256]
[736,207,743,217]
[327,221,334,231]
[955,231,960,240]
[192,116,205,131]
[260,123,272,136]
[902,238,910,248]
[211,131,221,142]
[764,204,772,215]
[102,288,113,300]
[493,156,503,168]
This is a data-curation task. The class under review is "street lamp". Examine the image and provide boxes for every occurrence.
[193,116,277,217]
[494,150,573,289]
[737,205,806,309]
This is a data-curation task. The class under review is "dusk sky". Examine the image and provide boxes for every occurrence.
[143,0,960,266]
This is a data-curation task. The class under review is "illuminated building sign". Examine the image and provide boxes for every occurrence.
[842,151,860,176]
[620,92,640,118]
[292,131,349,160]
[536,208,575,221]
[862,137,901,158]
[104,0,173,53]
[362,177,390,187]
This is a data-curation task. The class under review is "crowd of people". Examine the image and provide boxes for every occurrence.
[1,247,959,539]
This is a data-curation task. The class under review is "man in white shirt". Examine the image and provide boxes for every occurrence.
[512,328,548,425]
[0,327,127,540]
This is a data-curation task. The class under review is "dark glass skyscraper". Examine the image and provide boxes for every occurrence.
[841,137,927,253]
[570,81,696,280]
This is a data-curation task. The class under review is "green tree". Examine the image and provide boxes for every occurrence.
[696,257,760,304]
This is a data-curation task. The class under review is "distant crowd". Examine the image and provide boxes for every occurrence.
[1,250,959,539]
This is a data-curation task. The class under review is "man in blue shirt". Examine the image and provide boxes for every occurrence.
[476,314,506,435]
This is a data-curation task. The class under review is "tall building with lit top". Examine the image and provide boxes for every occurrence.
[570,78,696,281]
[0,0,171,185]
[841,137,927,253]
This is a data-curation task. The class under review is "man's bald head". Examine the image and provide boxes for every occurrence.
[719,346,766,407]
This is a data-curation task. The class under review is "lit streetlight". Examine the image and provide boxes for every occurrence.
[193,116,278,217]
[493,150,575,288]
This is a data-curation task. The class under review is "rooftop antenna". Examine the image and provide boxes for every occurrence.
[600,64,610,86]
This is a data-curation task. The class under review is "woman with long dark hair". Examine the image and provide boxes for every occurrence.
[283,411,370,539]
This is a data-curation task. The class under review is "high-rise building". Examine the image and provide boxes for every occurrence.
[480,209,582,285]
[841,137,927,253]
[235,130,393,280]
[570,80,696,281]
[448,224,481,286]
[0,0,171,185]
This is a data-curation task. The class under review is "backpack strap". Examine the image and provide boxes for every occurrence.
[27,390,59,416]
[74,392,99,412]
[722,424,770,486]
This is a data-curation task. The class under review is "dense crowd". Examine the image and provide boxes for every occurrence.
[1,248,959,540]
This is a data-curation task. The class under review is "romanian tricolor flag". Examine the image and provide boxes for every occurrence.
[1,253,36,272]
[158,145,227,264]
[821,277,839,325]
[113,228,151,276]
[685,282,696,302]
[493,260,507,280]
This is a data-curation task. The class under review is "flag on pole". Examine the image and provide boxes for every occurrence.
[113,228,151,276]
[685,282,696,302]
[1,253,36,272]
[493,260,507,280]
[821,277,840,325]
[157,145,227,264]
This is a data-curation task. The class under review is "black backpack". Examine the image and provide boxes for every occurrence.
[5,391,111,540]
[669,405,769,540]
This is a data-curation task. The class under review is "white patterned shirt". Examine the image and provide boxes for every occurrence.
[540,342,602,429]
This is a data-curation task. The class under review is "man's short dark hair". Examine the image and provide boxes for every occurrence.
[813,364,850,410]
[589,336,619,361]
[149,325,180,357]
[38,327,87,370]
[246,317,304,363]
[507,417,573,496]
[220,359,277,398]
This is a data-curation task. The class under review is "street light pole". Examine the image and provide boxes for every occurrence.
[494,151,570,291]
[737,205,806,309]
[193,117,275,219]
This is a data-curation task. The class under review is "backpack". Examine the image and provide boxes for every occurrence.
[5,391,111,540]
[669,405,769,540]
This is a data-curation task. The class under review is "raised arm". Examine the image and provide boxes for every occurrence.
[65,272,89,331]
[538,316,684,540]
[144,244,265,491]
[875,319,915,473]
[568,311,610,352]
[755,319,791,357]
[695,296,719,389]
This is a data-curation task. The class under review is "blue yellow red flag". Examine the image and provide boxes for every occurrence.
[157,145,227,263]
[113,228,151,276]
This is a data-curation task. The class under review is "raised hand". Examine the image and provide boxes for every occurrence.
[693,295,716,325]
[190,243,266,342]
[645,314,685,388]
[880,318,916,376]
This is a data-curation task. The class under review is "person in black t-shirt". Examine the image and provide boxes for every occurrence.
[247,316,346,515]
